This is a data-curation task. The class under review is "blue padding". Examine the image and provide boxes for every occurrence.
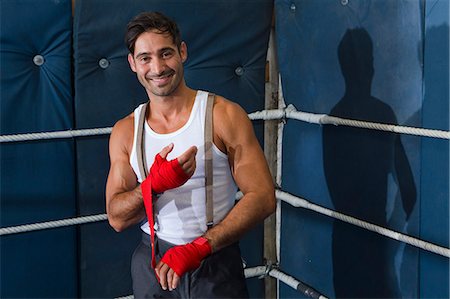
[276,0,423,298]
[0,0,76,298]
[420,0,449,297]
[73,1,272,297]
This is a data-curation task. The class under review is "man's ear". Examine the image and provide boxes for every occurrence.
[180,41,188,63]
[128,53,137,72]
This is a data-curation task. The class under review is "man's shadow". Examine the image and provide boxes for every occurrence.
[322,28,417,298]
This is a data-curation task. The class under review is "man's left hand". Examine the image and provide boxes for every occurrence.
[155,237,212,291]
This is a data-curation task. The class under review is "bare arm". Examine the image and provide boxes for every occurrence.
[204,97,276,251]
[105,116,145,232]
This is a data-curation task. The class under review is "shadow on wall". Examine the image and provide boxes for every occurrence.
[322,28,417,298]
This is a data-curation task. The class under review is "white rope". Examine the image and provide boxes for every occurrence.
[250,106,450,139]
[244,265,267,278]
[2,106,448,143]
[277,190,450,258]
[269,268,328,299]
[0,194,247,235]
[2,190,448,259]
[248,109,285,121]
[244,266,328,299]
[0,127,112,143]
[0,214,108,235]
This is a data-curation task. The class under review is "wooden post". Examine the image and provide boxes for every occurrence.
[264,15,279,299]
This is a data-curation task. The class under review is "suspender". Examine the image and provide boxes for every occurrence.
[136,93,215,229]
[204,93,214,229]
[136,102,148,179]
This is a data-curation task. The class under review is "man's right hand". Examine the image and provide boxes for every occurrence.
[141,143,197,196]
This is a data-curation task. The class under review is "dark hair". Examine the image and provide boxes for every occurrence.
[125,11,181,54]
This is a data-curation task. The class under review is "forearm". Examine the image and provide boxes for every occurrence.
[204,191,275,252]
[107,185,146,232]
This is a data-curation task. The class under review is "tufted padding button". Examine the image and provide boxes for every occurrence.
[235,66,245,76]
[341,0,348,5]
[33,55,45,66]
[290,3,296,11]
[99,58,110,69]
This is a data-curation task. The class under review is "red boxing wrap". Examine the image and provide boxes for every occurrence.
[141,176,157,268]
[150,154,190,194]
[161,237,212,277]
[140,152,191,269]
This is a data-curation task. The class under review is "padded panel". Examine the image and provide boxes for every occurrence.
[74,0,272,128]
[73,1,272,297]
[0,0,76,298]
[276,0,423,298]
[419,0,449,297]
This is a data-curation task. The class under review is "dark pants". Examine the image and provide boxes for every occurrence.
[131,233,249,299]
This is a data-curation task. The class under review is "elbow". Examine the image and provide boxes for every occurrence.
[107,215,127,233]
[264,189,277,217]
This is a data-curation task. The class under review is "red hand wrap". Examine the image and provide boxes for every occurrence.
[140,152,191,270]
[150,154,190,194]
[140,177,157,268]
[161,237,212,277]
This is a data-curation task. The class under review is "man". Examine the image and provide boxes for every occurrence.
[105,11,275,298]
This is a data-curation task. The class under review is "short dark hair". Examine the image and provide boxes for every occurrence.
[125,11,181,54]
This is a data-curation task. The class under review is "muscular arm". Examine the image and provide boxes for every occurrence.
[204,98,276,252]
[105,116,145,232]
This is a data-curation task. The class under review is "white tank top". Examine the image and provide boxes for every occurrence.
[130,90,237,244]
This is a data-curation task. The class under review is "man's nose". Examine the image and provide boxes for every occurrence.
[151,58,166,75]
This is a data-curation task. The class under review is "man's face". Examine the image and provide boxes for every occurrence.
[128,30,187,97]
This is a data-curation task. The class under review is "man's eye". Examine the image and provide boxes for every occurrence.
[162,51,173,58]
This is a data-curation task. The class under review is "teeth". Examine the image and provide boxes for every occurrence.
[150,73,172,80]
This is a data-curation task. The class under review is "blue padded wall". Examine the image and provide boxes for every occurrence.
[420,0,449,297]
[276,0,431,298]
[73,1,272,297]
[0,0,76,298]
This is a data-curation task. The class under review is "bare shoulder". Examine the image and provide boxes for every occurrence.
[212,95,256,150]
[109,112,135,158]
[213,96,250,127]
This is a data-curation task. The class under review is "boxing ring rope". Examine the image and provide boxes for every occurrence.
[248,105,450,139]
[276,190,450,258]
[2,190,448,258]
[0,214,108,235]
[1,106,449,298]
[1,105,449,144]
[0,127,112,143]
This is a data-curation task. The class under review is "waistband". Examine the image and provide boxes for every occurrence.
[141,233,177,256]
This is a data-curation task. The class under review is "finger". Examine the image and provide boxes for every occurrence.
[157,263,170,290]
[171,272,180,290]
[179,158,196,177]
[181,158,195,170]
[154,262,162,283]
[177,146,197,165]
[159,143,174,159]
[166,268,175,291]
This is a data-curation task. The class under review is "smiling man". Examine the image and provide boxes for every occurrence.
[105,11,275,298]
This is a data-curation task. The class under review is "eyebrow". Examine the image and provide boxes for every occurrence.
[135,52,150,59]
[135,47,176,59]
